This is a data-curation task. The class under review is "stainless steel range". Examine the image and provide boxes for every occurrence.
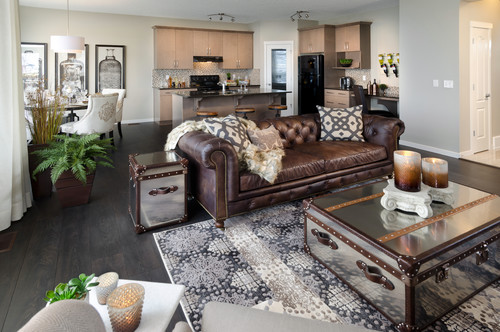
[189,75,221,92]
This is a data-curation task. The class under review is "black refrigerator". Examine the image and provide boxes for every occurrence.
[298,54,324,114]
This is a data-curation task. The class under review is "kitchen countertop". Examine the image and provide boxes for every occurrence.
[172,88,289,98]
[155,85,261,91]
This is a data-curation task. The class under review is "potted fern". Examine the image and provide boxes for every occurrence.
[26,79,65,199]
[32,134,114,207]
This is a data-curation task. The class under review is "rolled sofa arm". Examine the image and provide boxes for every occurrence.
[177,131,240,226]
[362,114,405,162]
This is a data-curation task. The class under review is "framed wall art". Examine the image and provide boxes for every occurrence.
[21,42,48,89]
[55,44,89,96]
[95,44,126,92]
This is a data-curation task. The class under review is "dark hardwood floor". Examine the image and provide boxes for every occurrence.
[0,122,210,332]
[0,123,499,332]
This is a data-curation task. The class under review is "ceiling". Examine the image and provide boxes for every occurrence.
[18,0,398,24]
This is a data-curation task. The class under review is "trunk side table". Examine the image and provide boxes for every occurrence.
[129,151,188,233]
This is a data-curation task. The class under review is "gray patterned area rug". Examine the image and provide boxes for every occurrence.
[153,200,500,332]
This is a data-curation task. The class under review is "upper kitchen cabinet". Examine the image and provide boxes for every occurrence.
[154,27,194,69]
[298,25,335,54]
[221,32,253,69]
[193,30,223,56]
[334,22,371,69]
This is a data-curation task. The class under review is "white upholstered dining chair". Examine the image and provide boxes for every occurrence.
[102,88,126,138]
[60,93,118,141]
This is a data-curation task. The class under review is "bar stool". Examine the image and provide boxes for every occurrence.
[196,111,218,118]
[235,107,255,119]
[268,104,287,117]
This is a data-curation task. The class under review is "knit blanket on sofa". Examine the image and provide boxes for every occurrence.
[165,119,285,184]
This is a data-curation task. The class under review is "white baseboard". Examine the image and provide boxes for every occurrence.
[460,150,473,157]
[494,136,500,150]
[399,140,461,159]
[122,118,153,124]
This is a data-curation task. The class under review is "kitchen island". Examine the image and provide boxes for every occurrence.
[171,88,289,126]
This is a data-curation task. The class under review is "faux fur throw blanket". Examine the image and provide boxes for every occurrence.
[165,119,284,184]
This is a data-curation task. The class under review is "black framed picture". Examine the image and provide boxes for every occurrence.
[55,44,89,95]
[95,44,126,92]
[21,42,47,89]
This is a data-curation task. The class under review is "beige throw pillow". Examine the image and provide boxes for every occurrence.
[247,126,284,151]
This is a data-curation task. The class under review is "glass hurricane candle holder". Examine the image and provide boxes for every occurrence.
[107,283,145,332]
[95,272,119,305]
[422,157,448,188]
[394,150,422,192]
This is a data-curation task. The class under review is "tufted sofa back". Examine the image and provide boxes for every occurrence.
[257,113,320,148]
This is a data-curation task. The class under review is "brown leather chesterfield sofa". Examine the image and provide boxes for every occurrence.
[177,113,405,228]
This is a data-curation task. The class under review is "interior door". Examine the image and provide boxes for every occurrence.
[470,23,492,153]
[264,41,294,116]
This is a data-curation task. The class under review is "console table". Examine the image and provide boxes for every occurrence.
[89,279,185,332]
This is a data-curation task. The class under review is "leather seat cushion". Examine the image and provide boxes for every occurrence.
[292,141,387,173]
[240,149,325,192]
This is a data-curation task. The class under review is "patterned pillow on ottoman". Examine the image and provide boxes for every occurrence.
[317,105,365,142]
[204,114,251,153]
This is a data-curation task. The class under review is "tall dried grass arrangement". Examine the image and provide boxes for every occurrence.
[26,79,65,145]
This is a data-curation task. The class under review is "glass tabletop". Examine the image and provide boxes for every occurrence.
[312,180,500,257]
[134,151,180,166]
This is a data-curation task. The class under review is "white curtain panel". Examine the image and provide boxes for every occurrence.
[0,0,32,231]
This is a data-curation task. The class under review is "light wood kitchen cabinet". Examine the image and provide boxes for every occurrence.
[154,90,173,123]
[334,22,371,69]
[324,89,355,108]
[298,25,335,54]
[154,28,194,69]
[193,30,223,56]
[335,25,361,52]
[221,32,253,69]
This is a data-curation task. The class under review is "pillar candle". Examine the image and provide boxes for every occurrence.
[422,157,448,188]
[394,150,421,192]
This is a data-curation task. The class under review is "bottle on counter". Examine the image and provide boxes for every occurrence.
[372,79,378,96]
[168,76,172,88]
[367,81,372,95]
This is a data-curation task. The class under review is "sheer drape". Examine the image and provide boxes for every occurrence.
[0,0,32,231]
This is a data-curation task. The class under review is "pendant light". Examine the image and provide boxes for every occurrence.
[50,0,84,53]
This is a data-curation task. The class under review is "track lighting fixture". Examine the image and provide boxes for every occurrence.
[208,13,235,22]
[290,11,310,22]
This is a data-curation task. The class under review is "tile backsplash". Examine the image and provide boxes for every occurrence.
[152,62,260,88]
[345,68,399,98]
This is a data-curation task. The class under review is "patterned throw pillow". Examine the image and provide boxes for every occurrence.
[247,126,284,151]
[204,114,251,153]
[317,105,365,142]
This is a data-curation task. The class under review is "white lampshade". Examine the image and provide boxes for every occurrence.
[50,35,85,53]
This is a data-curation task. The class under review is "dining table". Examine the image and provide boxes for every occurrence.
[64,103,88,122]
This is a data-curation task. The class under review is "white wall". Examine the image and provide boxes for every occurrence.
[251,20,300,115]
[19,6,251,123]
[399,0,461,156]
[459,0,500,152]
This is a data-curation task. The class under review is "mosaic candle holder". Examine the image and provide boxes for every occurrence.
[95,272,119,305]
[107,283,145,332]
[394,150,422,192]
[422,157,448,188]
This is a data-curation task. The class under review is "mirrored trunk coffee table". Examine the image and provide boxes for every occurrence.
[304,180,500,331]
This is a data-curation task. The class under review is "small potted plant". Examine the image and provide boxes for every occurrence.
[379,83,388,96]
[32,134,115,207]
[44,273,99,304]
